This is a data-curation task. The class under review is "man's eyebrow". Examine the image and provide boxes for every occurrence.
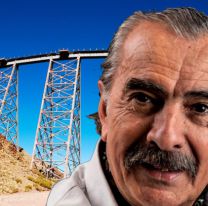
[123,78,168,97]
[185,91,208,99]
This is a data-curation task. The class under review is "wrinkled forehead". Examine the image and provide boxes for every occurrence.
[121,21,208,70]
[116,22,208,91]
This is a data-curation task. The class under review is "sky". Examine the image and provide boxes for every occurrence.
[0,0,208,163]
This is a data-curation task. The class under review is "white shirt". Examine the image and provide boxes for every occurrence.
[46,141,118,206]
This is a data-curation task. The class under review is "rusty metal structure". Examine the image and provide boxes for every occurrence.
[0,50,108,178]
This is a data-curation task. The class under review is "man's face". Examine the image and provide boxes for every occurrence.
[98,22,208,206]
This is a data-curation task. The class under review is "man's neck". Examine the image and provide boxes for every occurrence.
[99,141,131,206]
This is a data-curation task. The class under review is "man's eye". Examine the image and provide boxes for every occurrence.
[132,92,153,103]
[127,92,163,115]
[190,103,208,113]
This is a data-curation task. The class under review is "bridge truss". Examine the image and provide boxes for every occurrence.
[0,50,108,178]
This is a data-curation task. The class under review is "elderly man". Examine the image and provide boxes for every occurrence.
[47,7,208,206]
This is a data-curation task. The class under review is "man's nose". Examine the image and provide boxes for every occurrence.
[146,102,185,151]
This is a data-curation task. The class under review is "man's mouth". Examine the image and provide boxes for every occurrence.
[141,162,183,182]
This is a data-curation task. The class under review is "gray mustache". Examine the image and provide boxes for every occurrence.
[124,143,198,179]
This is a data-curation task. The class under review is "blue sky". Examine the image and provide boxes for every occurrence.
[0,0,208,163]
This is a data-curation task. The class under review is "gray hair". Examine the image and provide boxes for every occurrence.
[90,7,208,135]
[101,7,208,93]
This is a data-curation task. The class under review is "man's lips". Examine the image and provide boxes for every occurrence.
[142,163,183,182]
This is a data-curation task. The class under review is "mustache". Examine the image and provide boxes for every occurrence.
[124,143,198,179]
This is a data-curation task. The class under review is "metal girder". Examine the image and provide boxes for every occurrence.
[2,50,108,68]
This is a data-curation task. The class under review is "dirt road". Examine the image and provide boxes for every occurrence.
[0,191,50,206]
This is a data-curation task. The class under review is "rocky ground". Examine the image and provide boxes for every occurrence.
[0,134,55,194]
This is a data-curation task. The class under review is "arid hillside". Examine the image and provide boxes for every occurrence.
[0,135,55,195]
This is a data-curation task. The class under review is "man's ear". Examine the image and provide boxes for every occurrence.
[98,80,108,142]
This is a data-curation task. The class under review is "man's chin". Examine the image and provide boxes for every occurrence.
[124,167,195,206]
[137,186,193,206]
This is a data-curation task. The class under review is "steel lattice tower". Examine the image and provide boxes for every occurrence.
[0,50,108,178]
[31,57,81,178]
[0,64,18,148]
